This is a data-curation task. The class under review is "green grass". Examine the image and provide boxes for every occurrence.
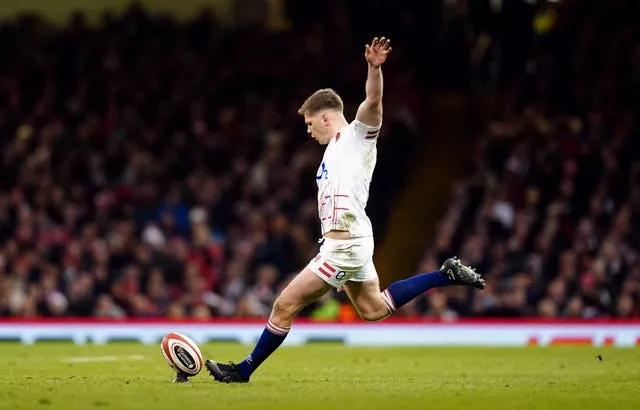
[0,343,638,410]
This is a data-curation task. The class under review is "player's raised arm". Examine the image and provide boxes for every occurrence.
[356,37,392,127]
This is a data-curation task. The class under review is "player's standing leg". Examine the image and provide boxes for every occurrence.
[205,267,332,383]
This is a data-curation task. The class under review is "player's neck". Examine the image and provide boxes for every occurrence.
[330,116,349,138]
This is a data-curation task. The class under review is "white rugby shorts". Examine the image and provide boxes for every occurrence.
[306,236,378,288]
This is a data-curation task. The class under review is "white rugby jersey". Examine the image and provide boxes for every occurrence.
[316,119,380,238]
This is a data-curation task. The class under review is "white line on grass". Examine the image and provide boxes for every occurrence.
[61,355,147,363]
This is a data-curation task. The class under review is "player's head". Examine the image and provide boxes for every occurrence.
[297,88,344,145]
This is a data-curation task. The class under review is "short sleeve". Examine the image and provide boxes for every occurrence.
[353,119,381,141]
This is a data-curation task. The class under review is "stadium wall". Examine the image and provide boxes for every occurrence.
[0,319,638,347]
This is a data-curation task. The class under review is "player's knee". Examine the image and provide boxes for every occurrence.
[271,294,301,321]
[359,307,389,322]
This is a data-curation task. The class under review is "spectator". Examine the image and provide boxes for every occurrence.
[417,0,640,319]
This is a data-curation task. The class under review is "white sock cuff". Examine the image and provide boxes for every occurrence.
[381,289,396,314]
[266,319,291,336]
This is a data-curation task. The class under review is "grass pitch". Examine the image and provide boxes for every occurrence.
[0,343,638,410]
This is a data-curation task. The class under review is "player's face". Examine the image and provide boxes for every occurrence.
[304,113,331,145]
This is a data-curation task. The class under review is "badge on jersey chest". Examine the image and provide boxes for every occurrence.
[316,162,328,180]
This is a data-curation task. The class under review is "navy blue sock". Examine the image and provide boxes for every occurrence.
[381,270,452,313]
[237,319,290,379]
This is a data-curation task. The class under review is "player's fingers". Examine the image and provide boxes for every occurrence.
[380,36,386,45]
[386,46,392,55]
[372,37,379,47]
[384,38,391,50]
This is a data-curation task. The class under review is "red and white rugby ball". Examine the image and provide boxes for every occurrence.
[160,332,204,376]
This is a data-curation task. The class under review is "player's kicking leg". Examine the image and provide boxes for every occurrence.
[343,257,486,321]
[205,266,332,383]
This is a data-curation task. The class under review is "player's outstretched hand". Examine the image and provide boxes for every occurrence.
[365,37,392,68]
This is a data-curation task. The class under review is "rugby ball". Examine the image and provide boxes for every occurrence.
[160,332,203,376]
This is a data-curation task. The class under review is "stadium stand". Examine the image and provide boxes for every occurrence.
[0,0,638,320]
[415,0,640,319]
[0,2,423,318]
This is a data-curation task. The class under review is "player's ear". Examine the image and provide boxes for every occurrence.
[321,113,329,126]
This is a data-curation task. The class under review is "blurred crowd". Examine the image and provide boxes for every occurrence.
[414,0,640,320]
[0,1,423,319]
[1,0,639,320]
